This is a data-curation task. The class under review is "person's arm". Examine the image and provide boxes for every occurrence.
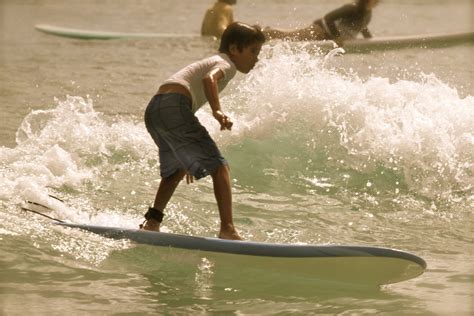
[202,68,233,130]
[323,5,357,39]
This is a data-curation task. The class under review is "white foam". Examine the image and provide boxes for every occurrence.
[1,96,155,208]
[221,43,473,200]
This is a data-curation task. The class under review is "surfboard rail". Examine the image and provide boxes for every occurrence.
[55,222,423,263]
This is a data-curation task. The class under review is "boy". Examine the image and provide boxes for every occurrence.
[141,22,265,240]
[201,0,237,38]
[264,0,379,44]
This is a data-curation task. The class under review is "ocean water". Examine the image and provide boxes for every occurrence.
[1,0,473,315]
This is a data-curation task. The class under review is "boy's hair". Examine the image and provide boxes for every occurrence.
[219,22,266,53]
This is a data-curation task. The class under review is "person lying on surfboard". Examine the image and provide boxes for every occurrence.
[201,0,237,38]
[263,0,379,45]
[140,22,265,240]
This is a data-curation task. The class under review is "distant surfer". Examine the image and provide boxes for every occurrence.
[263,0,379,45]
[201,0,237,38]
[140,22,265,240]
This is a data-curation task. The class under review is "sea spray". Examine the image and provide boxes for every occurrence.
[1,96,155,213]
[223,42,473,209]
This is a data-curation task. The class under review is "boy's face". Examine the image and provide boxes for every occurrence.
[229,42,263,74]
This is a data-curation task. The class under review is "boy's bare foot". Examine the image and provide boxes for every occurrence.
[218,223,242,240]
[139,218,160,232]
[218,229,243,240]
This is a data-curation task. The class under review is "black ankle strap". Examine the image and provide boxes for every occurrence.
[144,207,164,223]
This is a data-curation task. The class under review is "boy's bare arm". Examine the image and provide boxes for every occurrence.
[202,68,233,130]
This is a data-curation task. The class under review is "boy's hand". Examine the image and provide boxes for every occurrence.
[213,110,233,131]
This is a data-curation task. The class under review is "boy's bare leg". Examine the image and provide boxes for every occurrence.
[211,164,242,240]
[142,169,186,231]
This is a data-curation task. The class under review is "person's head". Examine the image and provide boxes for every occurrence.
[219,22,266,73]
[219,0,237,5]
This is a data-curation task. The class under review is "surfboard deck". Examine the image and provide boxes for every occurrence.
[55,222,426,285]
[34,24,202,40]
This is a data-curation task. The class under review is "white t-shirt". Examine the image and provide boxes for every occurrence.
[163,53,237,113]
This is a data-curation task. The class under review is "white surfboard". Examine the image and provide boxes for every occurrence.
[34,24,202,40]
[56,221,426,286]
[34,24,472,52]
[314,31,474,53]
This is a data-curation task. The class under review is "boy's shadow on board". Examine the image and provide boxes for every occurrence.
[102,243,423,304]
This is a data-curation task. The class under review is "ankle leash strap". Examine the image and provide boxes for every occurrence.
[144,207,164,223]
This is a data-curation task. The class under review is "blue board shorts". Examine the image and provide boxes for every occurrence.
[144,93,227,179]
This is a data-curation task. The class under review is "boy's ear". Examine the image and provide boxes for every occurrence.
[228,44,240,55]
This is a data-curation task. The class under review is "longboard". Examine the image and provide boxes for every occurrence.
[34,24,202,40]
[34,24,472,52]
[315,31,474,53]
[55,221,427,286]
[21,200,426,286]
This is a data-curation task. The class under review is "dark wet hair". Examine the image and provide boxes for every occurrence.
[218,22,266,53]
